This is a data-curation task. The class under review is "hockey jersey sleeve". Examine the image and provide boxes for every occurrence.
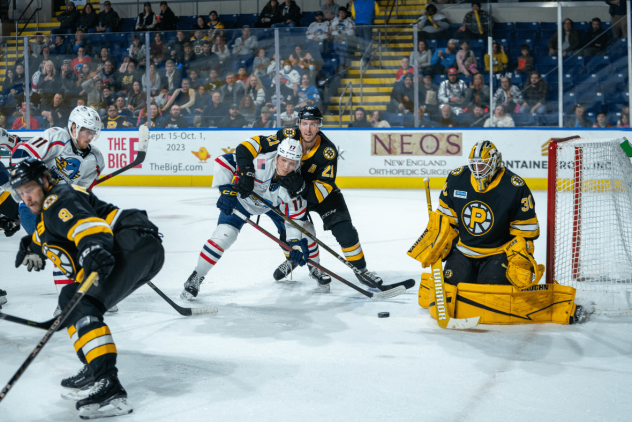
[212,153,238,187]
[437,173,459,227]
[508,181,540,241]
[82,149,105,190]
[236,132,281,168]
[10,128,66,165]
[277,190,308,241]
[300,142,338,205]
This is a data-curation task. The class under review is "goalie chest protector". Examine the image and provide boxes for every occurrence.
[437,166,540,258]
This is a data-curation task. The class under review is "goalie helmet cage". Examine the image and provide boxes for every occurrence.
[547,135,632,314]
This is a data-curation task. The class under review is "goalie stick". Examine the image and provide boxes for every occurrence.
[0,272,99,403]
[249,192,415,292]
[94,125,149,186]
[423,178,480,330]
[234,210,406,300]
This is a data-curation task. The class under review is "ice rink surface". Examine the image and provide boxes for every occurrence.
[1,187,631,422]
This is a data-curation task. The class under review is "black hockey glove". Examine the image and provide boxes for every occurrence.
[279,171,307,198]
[287,238,310,266]
[217,185,239,215]
[80,245,116,281]
[235,165,255,199]
[0,216,20,237]
[15,234,46,271]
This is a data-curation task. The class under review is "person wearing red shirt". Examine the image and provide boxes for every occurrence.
[70,46,92,75]
[395,57,415,82]
[12,104,40,130]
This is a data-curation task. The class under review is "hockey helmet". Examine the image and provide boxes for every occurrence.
[277,138,303,163]
[68,106,102,146]
[296,106,323,127]
[8,158,50,200]
[468,140,502,191]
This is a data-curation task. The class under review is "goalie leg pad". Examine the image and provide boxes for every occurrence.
[407,211,458,268]
[419,273,432,308]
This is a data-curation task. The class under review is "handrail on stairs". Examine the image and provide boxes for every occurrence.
[384,0,399,45]
[14,0,43,64]
[339,81,353,128]
[359,37,378,104]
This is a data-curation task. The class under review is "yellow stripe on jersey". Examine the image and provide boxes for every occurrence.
[437,198,458,226]
[68,325,77,338]
[313,181,333,203]
[301,136,322,161]
[342,242,361,252]
[242,137,262,158]
[74,326,112,352]
[105,208,121,228]
[0,190,10,205]
[456,240,507,259]
[66,217,113,245]
[509,216,540,238]
[85,344,118,364]
[342,242,364,261]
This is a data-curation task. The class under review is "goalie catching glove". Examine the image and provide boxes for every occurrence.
[503,236,544,290]
[407,211,458,268]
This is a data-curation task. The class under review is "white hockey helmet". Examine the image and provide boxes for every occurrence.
[68,106,102,145]
[277,138,303,163]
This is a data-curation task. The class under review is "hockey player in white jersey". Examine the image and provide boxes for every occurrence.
[181,137,331,301]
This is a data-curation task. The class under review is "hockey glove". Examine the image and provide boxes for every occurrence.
[288,238,310,266]
[503,236,545,290]
[80,245,116,281]
[407,211,458,268]
[15,235,45,271]
[217,185,239,215]
[0,216,20,237]
[235,165,255,199]
[279,171,307,198]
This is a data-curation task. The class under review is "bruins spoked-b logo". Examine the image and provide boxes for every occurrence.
[444,269,453,279]
[323,147,336,160]
[451,166,464,176]
[462,201,494,236]
[511,175,525,186]
[283,128,296,138]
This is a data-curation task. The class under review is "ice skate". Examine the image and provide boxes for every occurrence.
[355,268,383,288]
[61,365,95,401]
[308,265,331,292]
[570,304,587,324]
[76,375,132,419]
[181,271,204,301]
[0,289,7,309]
[273,259,298,281]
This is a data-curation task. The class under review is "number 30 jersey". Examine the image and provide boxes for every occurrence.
[437,166,540,259]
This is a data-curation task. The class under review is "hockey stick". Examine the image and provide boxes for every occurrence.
[249,192,414,291]
[0,272,99,403]
[423,178,480,330]
[234,210,405,300]
[0,312,57,330]
[145,282,218,316]
[94,125,149,186]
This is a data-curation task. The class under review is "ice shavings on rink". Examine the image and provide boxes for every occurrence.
[1,188,632,422]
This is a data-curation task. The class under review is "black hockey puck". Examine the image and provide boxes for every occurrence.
[378,312,390,318]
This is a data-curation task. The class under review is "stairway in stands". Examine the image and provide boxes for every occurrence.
[324,0,426,127]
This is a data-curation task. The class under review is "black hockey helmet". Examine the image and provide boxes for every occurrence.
[9,158,49,194]
[296,106,323,126]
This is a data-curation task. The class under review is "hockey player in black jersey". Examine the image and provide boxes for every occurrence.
[9,158,165,419]
[235,106,384,287]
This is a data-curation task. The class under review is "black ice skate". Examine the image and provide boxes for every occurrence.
[76,375,132,419]
[273,259,298,281]
[355,269,383,288]
[0,289,7,310]
[181,271,204,301]
[61,365,96,401]
[308,265,331,292]
[570,304,587,324]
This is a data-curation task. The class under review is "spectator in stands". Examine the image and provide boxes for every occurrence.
[239,95,259,125]
[256,0,281,28]
[253,48,271,78]
[289,45,313,70]
[191,31,210,56]
[395,57,415,82]
[592,111,612,128]
[180,43,198,74]
[70,46,92,76]
[159,104,189,128]
[29,33,50,58]
[77,3,98,32]
[145,34,166,66]
[212,35,231,71]
[67,29,92,56]
[369,110,390,127]
[272,0,301,28]
[389,73,415,113]
[207,91,228,121]
[462,103,486,127]
[253,106,275,128]
[158,2,178,31]
[99,60,119,91]
[168,31,187,63]
[189,70,204,90]
[436,104,457,127]
[456,40,478,78]
[417,4,450,40]
[208,11,225,39]
[330,7,355,70]
[126,80,147,114]
[306,61,327,97]
[296,74,321,108]
[95,1,120,33]
[236,67,249,85]
[419,71,439,115]
[219,103,248,128]
[484,42,508,74]
[233,26,259,57]
[617,110,630,127]
[35,46,53,72]
[493,77,523,113]
[102,86,115,109]
[513,44,534,75]
[115,96,133,119]
[429,39,458,75]
[549,18,580,56]
[1,69,21,110]
[36,60,58,109]
[128,35,147,64]
[438,67,468,114]
[105,104,130,128]
[53,1,80,35]
[94,47,117,69]
[617,106,630,125]
[565,104,592,128]
[484,104,515,127]
[191,41,215,74]
[220,72,246,106]
[307,12,331,48]
[267,82,296,115]
[280,101,298,127]
[348,0,377,49]
[245,75,266,108]
[192,85,209,114]
[162,60,182,93]
[193,16,209,31]
[59,60,79,102]
[81,74,107,117]
[321,0,340,21]
[119,61,141,97]
[49,35,66,56]
[12,103,40,129]
[455,1,489,40]
[520,70,548,115]
[582,18,611,56]
[136,103,161,127]
[410,40,432,73]
[206,69,224,91]
[606,0,627,39]
[136,2,158,31]
[464,73,489,112]
[348,107,372,127]
[162,78,196,113]
[41,93,69,128]
[276,60,301,90]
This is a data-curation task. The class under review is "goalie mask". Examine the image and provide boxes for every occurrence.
[468,140,502,191]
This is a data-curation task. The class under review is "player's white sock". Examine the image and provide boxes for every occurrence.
[194,239,225,277]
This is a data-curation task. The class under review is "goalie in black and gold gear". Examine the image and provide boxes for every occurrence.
[408,140,584,325]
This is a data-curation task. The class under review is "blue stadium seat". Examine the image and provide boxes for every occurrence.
[576,86,602,105]
[608,38,627,56]
[585,55,611,73]
[469,39,485,50]
[494,38,510,50]
[608,111,621,125]
[426,39,438,51]
[34,117,46,128]
[540,22,557,31]
[586,101,606,115]
[510,39,533,49]
[496,22,514,33]
[433,75,446,85]
[512,113,538,127]
[515,30,537,40]
[540,29,556,41]
[562,90,578,112]
[387,113,405,127]
[574,21,589,32]
[535,64,556,76]
[493,31,512,40]
[540,113,559,127]
[516,22,539,31]
[510,74,524,86]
